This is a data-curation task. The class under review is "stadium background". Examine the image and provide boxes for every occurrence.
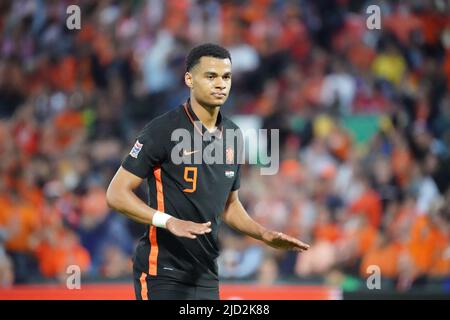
[0,0,449,299]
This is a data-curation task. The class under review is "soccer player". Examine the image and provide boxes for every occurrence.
[106,43,310,300]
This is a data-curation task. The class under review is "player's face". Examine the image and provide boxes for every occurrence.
[185,56,232,108]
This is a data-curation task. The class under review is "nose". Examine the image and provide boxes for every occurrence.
[214,78,226,89]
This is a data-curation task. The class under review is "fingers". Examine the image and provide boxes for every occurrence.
[186,233,197,239]
[183,221,212,239]
[285,236,310,250]
[293,241,310,251]
[275,232,310,251]
[289,239,310,251]
[191,221,212,234]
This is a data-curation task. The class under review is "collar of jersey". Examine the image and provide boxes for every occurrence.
[183,99,223,139]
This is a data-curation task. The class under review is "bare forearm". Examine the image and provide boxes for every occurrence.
[106,167,213,240]
[106,188,156,225]
[221,199,267,241]
[221,191,310,252]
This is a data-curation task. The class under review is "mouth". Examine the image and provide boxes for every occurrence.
[212,93,226,98]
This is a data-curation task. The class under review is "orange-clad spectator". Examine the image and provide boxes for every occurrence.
[425,198,450,277]
[350,177,383,229]
[384,8,423,45]
[220,6,239,45]
[14,165,45,209]
[35,229,90,279]
[302,72,325,107]
[360,235,405,279]
[12,120,39,156]
[11,104,40,157]
[163,0,189,35]
[327,125,352,162]
[280,13,311,61]
[16,182,44,209]
[39,198,65,231]
[335,215,378,264]
[240,0,270,24]
[53,107,85,150]
[47,56,77,92]
[280,159,303,179]
[0,120,11,154]
[76,53,95,93]
[332,15,366,52]
[313,205,341,243]
[315,223,341,244]
[407,214,448,276]
[1,197,41,253]
[250,80,279,116]
[444,47,450,90]
[391,137,413,188]
[416,10,448,46]
[355,218,378,256]
[76,22,95,44]
[429,240,450,277]
[385,196,416,238]
[0,193,12,230]
[347,43,376,72]
[430,197,450,278]
[92,31,115,67]
[415,89,430,122]
[334,215,378,265]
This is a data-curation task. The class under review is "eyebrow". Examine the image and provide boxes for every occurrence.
[204,71,232,76]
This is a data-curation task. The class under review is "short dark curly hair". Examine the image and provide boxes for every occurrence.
[185,43,231,72]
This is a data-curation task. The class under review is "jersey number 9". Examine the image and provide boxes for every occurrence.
[183,167,197,193]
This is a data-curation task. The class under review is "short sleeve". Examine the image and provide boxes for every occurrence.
[231,164,241,191]
[121,122,166,178]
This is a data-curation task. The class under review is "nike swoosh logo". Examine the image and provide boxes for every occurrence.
[183,149,200,156]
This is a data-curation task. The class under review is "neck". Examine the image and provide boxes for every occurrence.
[190,97,220,131]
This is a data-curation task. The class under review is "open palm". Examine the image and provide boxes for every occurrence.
[261,230,310,252]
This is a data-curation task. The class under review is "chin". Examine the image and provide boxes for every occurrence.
[206,100,226,108]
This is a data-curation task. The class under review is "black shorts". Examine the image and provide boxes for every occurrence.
[133,269,220,300]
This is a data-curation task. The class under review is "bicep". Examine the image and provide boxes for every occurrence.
[225,190,239,208]
[222,190,250,228]
[222,191,240,223]
[108,166,145,193]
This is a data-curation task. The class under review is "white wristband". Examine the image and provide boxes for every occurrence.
[152,211,172,228]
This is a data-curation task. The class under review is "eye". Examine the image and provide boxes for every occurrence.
[223,75,231,80]
[207,74,214,80]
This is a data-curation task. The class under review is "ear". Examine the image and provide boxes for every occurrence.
[184,72,193,89]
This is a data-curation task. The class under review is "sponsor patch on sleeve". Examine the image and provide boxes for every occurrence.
[129,140,143,158]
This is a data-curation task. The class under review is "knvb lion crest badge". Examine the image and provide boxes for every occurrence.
[226,147,234,164]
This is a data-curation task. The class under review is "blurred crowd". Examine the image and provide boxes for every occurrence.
[0,0,450,292]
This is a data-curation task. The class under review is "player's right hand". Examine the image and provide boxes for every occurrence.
[166,218,212,239]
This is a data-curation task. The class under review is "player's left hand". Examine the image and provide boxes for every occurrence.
[261,230,310,252]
